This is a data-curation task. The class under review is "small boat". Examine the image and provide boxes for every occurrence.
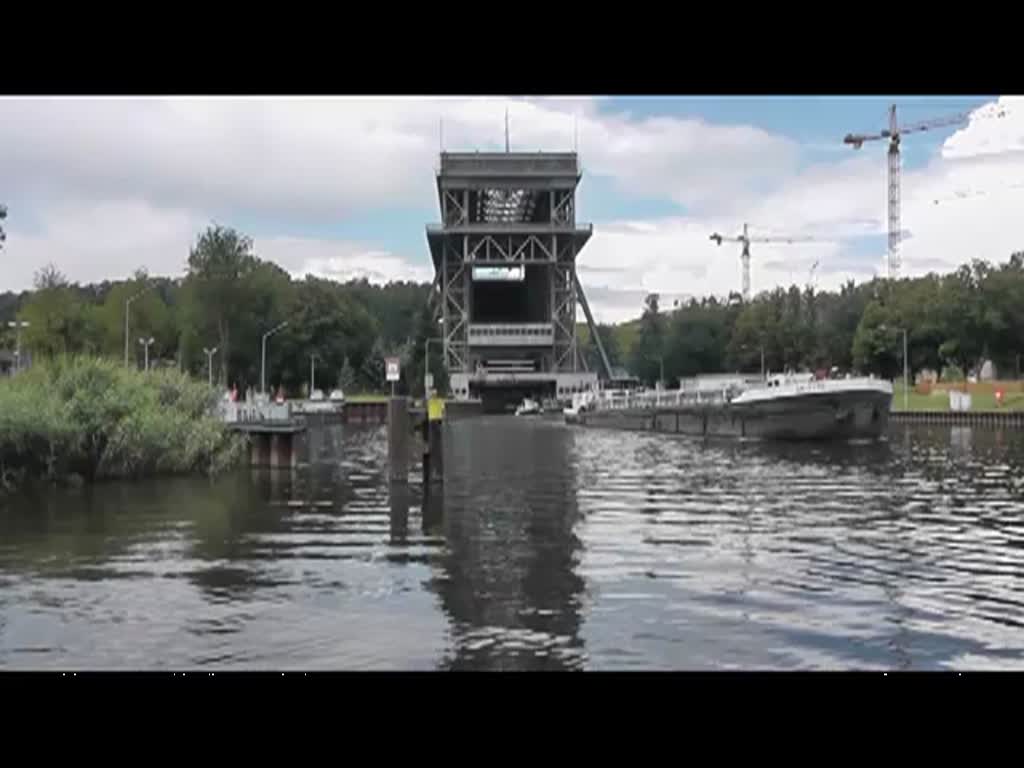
[563,391,596,424]
[515,397,543,416]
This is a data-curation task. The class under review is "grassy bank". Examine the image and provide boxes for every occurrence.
[0,356,247,493]
[891,380,1024,412]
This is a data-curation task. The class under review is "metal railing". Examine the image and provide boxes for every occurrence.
[218,400,293,424]
[440,154,579,176]
[586,388,734,412]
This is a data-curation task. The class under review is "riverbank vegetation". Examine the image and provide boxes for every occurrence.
[2,222,1023,395]
[578,253,1024,388]
[0,356,246,493]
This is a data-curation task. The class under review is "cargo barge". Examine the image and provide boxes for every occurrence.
[567,373,893,441]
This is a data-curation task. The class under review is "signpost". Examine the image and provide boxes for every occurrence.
[386,356,400,396]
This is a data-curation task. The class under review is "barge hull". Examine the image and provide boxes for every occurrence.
[577,390,892,441]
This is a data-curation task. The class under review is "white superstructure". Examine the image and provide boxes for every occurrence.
[730,373,893,405]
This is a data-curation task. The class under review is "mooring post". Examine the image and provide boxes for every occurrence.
[388,396,410,483]
[421,482,444,534]
[251,433,271,467]
[421,408,431,485]
[389,481,410,543]
[427,396,445,483]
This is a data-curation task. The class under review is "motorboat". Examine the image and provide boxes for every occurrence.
[515,397,543,416]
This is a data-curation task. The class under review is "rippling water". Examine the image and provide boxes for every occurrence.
[2,418,1024,670]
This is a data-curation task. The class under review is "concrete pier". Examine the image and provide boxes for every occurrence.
[230,422,305,468]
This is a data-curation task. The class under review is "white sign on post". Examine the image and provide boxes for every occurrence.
[385,357,400,383]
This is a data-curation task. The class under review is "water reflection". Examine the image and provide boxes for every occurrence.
[2,419,1024,670]
[431,418,586,670]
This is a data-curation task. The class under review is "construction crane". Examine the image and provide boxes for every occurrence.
[844,103,1006,280]
[709,223,816,301]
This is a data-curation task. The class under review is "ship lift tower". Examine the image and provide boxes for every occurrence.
[710,223,815,301]
[843,103,1005,281]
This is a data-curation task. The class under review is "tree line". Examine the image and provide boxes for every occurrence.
[1,224,445,397]
[3,220,1023,392]
[577,252,1024,386]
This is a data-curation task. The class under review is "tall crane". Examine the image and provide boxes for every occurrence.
[710,223,815,301]
[844,103,1005,280]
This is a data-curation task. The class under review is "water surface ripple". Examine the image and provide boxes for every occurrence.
[2,419,1023,670]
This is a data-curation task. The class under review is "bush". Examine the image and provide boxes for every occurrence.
[0,356,246,493]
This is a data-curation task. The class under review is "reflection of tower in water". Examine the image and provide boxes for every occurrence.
[427,420,587,670]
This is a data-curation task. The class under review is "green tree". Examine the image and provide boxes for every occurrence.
[359,337,387,393]
[337,356,357,393]
[936,263,986,379]
[97,270,176,364]
[852,299,900,378]
[185,225,259,387]
[665,297,731,381]
[20,265,96,358]
[630,293,665,385]
[272,276,376,395]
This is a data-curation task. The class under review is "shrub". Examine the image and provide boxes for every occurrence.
[0,356,246,493]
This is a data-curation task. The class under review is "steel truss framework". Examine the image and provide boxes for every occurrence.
[429,153,604,381]
[434,232,582,375]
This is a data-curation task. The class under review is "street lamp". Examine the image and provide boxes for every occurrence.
[203,346,219,387]
[740,342,766,380]
[124,281,155,367]
[424,337,445,397]
[138,336,155,371]
[7,320,29,373]
[880,324,909,410]
[902,327,908,411]
[309,352,319,397]
[261,320,289,395]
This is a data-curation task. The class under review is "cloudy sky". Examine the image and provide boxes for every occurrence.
[1,95,1022,323]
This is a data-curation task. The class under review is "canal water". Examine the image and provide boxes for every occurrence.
[2,418,1024,670]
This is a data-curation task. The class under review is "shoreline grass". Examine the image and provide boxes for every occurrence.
[0,356,247,494]
[891,381,1024,412]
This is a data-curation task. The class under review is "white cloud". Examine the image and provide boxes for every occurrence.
[572,95,1024,321]
[0,95,801,297]
[3,95,1024,327]
[2,200,201,291]
[257,237,432,285]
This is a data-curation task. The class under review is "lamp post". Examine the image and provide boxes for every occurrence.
[7,320,29,373]
[261,320,289,395]
[124,281,155,367]
[203,346,218,387]
[138,336,155,371]
[740,342,766,381]
[309,352,319,397]
[880,323,909,410]
[424,337,445,397]
[902,327,908,411]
